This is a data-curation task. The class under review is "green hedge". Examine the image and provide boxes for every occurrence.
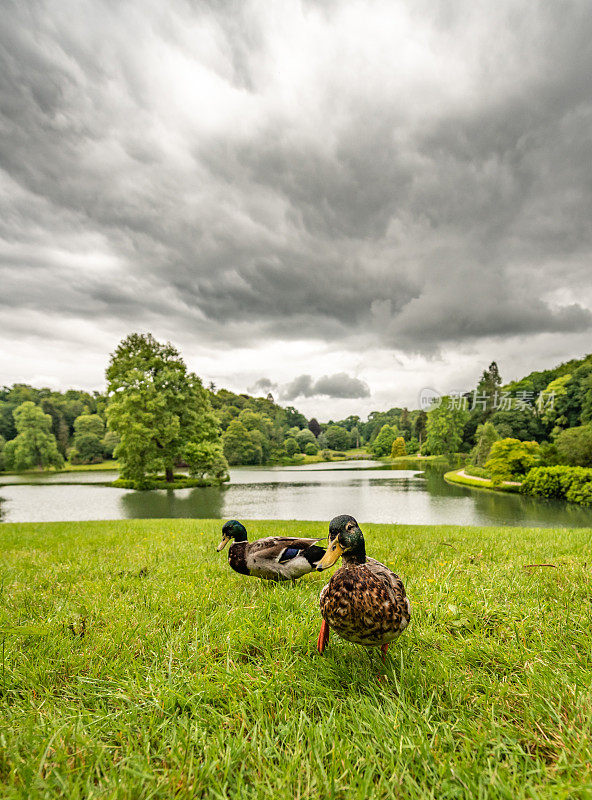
[521,466,592,506]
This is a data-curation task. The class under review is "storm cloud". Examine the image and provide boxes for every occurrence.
[1,0,592,412]
[281,373,370,400]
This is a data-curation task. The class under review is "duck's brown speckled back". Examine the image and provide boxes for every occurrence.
[319,557,410,646]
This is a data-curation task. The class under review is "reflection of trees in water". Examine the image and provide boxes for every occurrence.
[120,486,225,519]
[421,462,592,527]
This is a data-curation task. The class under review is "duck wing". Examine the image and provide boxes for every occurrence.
[249,536,325,566]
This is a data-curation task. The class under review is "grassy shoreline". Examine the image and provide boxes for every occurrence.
[2,518,592,798]
[444,467,522,493]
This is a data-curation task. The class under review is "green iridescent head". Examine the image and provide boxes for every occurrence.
[216,520,248,551]
[317,514,365,570]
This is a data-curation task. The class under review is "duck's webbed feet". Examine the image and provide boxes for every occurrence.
[380,643,389,662]
[317,620,330,654]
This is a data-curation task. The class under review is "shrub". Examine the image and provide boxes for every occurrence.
[485,438,541,485]
[390,437,406,458]
[555,425,592,467]
[521,466,592,506]
[304,442,318,456]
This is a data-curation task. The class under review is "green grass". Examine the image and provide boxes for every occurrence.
[444,468,521,493]
[2,519,592,798]
[1,461,119,477]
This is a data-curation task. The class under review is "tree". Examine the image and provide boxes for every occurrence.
[350,426,361,448]
[101,430,120,459]
[222,420,262,465]
[283,406,307,429]
[425,398,469,455]
[295,428,316,452]
[284,437,299,457]
[485,438,541,484]
[308,418,321,438]
[324,425,351,451]
[2,402,64,471]
[555,425,592,467]
[390,437,406,458]
[490,407,544,442]
[71,414,105,464]
[470,422,500,467]
[183,441,229,481]
[106,333,222,484]
[476,361,502,415]
[406,437,420,455]
[0,434,5,470]
[371,425,398,457]
[413,411,427,445]
[539,374,572,435]
[304,442,318,456]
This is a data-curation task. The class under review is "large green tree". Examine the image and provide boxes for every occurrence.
[106,333,223,484]
[370,424,398,457]
[3,401,64,471]
[222,419,263,465]
[324,425,351,451]
[425,398,469,455]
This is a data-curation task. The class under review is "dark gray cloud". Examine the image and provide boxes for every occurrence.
[247,377,277,395]
[282,373,370,400]
[1,0,591,375]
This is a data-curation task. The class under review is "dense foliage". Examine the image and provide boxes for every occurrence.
[521,466,592,506]
[106,333,227,486]
[425,398,469,455]
[2,401,64,471]
[485,438,541,484]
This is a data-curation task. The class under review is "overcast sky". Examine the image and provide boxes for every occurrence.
[1,0,591,420]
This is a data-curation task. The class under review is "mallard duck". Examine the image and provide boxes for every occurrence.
[316,514,410,658]
[216,520,326,582]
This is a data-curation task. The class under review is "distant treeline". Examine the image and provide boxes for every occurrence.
[1,347,592,474]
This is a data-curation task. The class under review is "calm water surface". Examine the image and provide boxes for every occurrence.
[1,460,592,527]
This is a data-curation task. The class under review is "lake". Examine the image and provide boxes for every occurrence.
[1,460,592,527]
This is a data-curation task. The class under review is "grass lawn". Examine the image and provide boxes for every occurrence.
[2,519,592,798]
[0,461,120,478]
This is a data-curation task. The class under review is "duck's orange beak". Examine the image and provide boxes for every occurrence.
[216,535,231,552]
[316,539,344,571]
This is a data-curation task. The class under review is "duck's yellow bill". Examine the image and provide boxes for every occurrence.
[216,535,231,552]
[317,539,344,571]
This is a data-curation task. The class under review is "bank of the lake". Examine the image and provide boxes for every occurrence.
[444,467,521,493]
[2,518,592,799]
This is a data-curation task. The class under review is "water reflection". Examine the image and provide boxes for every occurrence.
[0,460,591,528]
[120,486,224,519]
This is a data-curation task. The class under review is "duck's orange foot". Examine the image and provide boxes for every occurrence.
[380,643,389,662]
[317,620,330,654]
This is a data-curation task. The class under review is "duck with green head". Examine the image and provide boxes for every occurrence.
[316,514,411,658]
[217,520,326,582]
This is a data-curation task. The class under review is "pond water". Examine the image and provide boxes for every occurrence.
[1,460,592,528]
